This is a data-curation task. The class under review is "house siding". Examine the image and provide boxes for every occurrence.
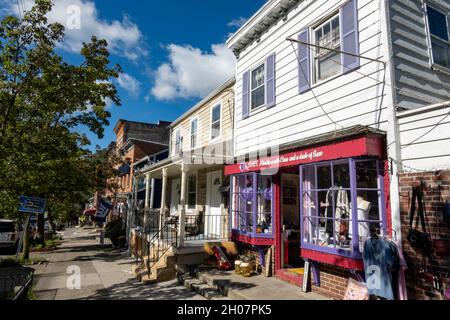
[389,0,450,110]
[233,0,394,157]
[171,83,234,157]
[398,104,450,171]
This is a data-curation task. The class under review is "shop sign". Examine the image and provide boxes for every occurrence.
[18,196,46,214]
[225,136,384,175]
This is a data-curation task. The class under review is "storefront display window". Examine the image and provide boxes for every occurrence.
[301,158,386,258]
[231,173,273,238]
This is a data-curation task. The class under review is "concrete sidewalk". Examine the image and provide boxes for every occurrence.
[30,228,204,300]
[192,269,331,300]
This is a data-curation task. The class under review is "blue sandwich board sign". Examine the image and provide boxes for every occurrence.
[19,196,47,214]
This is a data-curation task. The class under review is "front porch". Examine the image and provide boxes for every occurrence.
[129,156,231,283]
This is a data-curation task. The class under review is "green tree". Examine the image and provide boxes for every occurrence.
[0,0,122,258]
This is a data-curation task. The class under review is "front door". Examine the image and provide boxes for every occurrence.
[206,171,223,238]
[170,178,181,216]
[281,173,303,269]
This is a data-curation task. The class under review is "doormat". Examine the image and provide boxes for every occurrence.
[287,268,304,275]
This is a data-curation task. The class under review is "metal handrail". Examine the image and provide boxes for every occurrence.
[146,219,178,278]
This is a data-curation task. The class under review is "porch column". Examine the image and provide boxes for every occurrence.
[178,163,188,247]
[149,178,156,209]
[143,173,151,230]
[159,168,168,239]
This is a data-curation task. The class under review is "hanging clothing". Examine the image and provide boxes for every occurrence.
[363,237,400,300]
[324,187,350,238]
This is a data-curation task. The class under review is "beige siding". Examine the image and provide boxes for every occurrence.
[171,83,234,156]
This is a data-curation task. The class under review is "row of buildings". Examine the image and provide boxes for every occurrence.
[92,0,450,300]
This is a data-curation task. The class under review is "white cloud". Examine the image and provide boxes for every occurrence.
[117,73,141,97]
[2,0,147,62]
[227,17,247,29]
[151,43,236,101]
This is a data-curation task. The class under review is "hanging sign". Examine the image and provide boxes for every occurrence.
[302,260,310,293]
[95,199,113,219]
[18,196,47,214]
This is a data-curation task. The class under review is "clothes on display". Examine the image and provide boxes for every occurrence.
[323,187,350,245]
[363,236,400,300]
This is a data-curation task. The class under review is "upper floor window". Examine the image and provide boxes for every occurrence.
[190,118,198,149]
[211,103,221,141]
[251,64,265,110]
[314,14,341,83]
[426,5,450,69]
[174,129,182,154]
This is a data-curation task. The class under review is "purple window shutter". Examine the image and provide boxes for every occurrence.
[341,0,360,73]
[265,53,276,108]
[242,71,250,119]
[298,29,311,94]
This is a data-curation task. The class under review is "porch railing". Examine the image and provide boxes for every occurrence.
[184,214,229,242]
[147,219,178,277]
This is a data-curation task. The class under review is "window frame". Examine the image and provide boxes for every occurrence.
[250,61,266,112]
[300,158,387,260]
[190,117,199,150]
[174,128,182,154]
[424,3,450,72]
[230,172,274,239]
[312,12,342,84]
[187,172,198,210]
[210,102,222,142]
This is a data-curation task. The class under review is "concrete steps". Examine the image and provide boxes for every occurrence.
[132,246,177,284]
[180,274,230,300]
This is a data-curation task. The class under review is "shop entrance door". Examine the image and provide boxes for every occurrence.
[281,173,303,271]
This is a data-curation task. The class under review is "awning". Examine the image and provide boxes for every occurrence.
[83,208,97,216]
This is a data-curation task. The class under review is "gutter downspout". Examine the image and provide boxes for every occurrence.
[382,0,408,300]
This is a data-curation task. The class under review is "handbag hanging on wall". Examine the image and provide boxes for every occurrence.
[407,186,432,254]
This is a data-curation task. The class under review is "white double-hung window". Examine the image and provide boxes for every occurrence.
[314,14,341,83]
[426,4,450,69]
[174,129,182,154]
[190,118,198,149]
[250,64,265,110]
[211,103,221,141]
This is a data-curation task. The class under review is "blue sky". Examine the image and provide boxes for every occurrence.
[1,0,267,150]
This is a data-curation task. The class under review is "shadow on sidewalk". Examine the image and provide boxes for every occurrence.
[87,278,203,300]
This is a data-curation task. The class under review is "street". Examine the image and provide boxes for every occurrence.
[17,228,205,300]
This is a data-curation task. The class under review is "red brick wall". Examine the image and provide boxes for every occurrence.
[312,264,355,300]
[399,171,450,300]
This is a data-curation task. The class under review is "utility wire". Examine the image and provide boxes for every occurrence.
[290,41,343,135]
[401,109,450,150]
[287,38,444,106]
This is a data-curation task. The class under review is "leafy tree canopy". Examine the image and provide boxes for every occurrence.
[0,0,123,223]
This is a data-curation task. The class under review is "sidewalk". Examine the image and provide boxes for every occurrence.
[189,268,331,300]
[30,228,204,300]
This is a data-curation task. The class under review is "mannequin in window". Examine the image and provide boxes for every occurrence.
[357,195,371,241]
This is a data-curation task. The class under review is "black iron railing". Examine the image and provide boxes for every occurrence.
[146,219,178,277]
